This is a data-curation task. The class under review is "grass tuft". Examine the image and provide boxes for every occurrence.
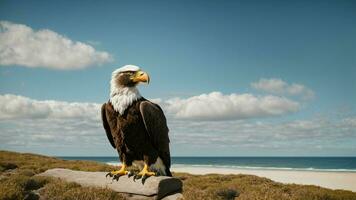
[39,179,125,200]
[0,162,17,172]
[216,188,239,200]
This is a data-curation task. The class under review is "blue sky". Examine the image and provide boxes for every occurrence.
[0,0,355,156]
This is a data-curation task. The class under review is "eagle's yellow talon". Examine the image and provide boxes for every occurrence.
[135,163,156,179]
[106,164,128,178]
[110,170,129,175]
[138,171,156,176]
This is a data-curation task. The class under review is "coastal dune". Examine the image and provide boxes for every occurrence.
[172,166,356,192]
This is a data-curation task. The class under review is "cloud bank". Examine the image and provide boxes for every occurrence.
[168,116,356,156]
[164,92,300,120]
[251,78,315,100]
[0,94,354,156]
[0,94,100,120]
[0,21,112,69]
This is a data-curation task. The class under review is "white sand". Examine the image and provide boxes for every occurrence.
[171,166,356,192]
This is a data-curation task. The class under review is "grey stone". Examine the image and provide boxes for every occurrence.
[37,168,182,200]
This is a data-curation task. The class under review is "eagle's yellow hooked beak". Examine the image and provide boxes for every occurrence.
[132,70,150,84]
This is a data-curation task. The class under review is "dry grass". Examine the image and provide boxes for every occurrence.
[173,173,356,200]
[0,150,116,174]
[1,150,356,200]
[39,179,124,200]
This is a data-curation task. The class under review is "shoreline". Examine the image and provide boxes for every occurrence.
[171,166,356,192]
[106,162,356,173]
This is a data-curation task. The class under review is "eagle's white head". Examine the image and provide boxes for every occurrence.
[110,65,150,115]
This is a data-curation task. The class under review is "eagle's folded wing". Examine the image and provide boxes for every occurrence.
[101,103,116,149]
[139,101,171,169]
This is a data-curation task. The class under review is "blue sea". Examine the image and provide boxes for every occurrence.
[59,156,356,172]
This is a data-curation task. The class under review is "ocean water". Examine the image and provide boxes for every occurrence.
[59,156,356,172]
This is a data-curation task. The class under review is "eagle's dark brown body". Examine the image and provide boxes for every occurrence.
[101,97,172,176]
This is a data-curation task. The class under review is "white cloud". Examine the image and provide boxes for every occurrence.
[251,78,287,93]
[0,94,106,155]
[251,78,315,100]
[0,21,112,69]
[0,94,100,120]
[163,92,300,120]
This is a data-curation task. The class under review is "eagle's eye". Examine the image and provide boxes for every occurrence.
[116,71,137,87]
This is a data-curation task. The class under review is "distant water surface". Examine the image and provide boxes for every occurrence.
[59,156,356,172]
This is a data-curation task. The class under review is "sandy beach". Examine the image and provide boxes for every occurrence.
[172,166,356,192]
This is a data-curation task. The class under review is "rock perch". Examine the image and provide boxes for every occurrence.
[37,168,183,200]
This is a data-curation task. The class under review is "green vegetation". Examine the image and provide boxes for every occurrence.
[1,150,356,200]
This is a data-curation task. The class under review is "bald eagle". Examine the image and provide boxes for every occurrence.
[101,65,171,181]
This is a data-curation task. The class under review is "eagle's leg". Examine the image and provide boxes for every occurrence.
[134,163,156,183]
[106,163,129,180]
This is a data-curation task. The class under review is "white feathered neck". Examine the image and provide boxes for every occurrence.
[110,86,141,115]
[110,82,141,116]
